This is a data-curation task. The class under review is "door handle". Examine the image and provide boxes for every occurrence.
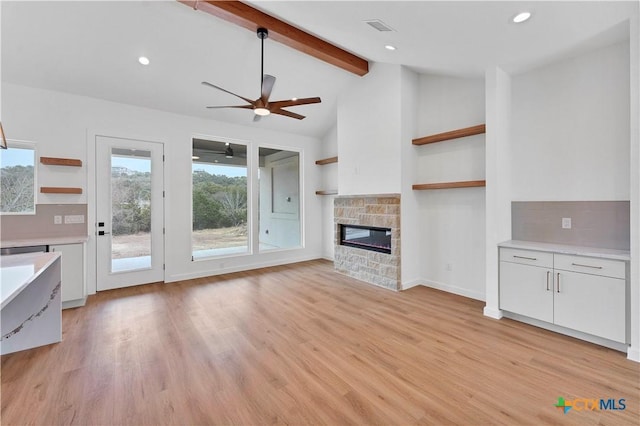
[98,230,111,236]
[556,272,560,293]
[546,271,550,291]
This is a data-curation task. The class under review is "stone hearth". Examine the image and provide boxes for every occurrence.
[334,194,400,290]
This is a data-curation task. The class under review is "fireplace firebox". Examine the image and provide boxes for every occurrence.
[339,224,391,254]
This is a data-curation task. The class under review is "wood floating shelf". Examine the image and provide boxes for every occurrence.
[413,124,486,145]
[40,187,83,194]
[40,157,82,167]
[412,180,486,191]
[315,190,338,195]
[315,156,338,165]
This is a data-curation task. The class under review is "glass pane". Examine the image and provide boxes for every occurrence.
[0,147,35,214]
[192,139,248,259]
[258,148,300,251]
[111,148,152,272]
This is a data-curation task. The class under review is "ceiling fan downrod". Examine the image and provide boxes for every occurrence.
[257,28,268,94]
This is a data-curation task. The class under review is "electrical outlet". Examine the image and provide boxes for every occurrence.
[562,217,572,229]
[54,215,62,225]
[64,214,85,224]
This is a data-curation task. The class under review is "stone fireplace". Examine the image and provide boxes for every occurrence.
[334,194,400,290]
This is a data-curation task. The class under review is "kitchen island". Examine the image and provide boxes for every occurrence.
[1,252,62,355]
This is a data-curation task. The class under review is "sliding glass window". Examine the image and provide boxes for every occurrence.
[192,138,248,259]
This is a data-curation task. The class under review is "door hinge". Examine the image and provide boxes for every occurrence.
[163,154,165,162]
[163,190,165,198]
[163,263,165,270]
[163,227,165,235]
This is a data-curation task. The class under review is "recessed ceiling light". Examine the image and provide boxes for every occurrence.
[385,45,396,51]
[291,97,298,101]
[138,56,150,65]
[513,12,531,23]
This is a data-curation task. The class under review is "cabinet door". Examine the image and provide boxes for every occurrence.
[499,261,553,323]
[553,271,626,343]
[49,243,85,302]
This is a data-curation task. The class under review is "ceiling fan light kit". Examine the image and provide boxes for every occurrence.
[202,27,321,121]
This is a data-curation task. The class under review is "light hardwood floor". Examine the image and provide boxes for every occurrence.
[2,259,638,425]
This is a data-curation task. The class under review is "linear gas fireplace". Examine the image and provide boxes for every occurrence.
[339,224,392,254]
[334,194,400,291]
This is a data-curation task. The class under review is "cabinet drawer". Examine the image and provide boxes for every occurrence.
[554,254,626,279]
[499,248,553,268]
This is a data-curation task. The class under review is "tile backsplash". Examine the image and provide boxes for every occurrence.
[512,201,630,250]
[1,204,88,241]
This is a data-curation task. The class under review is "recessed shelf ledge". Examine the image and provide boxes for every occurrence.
[412,180,486,190]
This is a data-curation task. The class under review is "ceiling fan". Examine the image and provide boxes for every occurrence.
[202,28,321,121]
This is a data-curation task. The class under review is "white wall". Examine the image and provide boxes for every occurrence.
[3,83,324,294]
[320,123,337,260]
[627,15,639,362]
[510,41,630,201]
[414,74,487,300]
[337,63,402,195]
[484,66,512,318]
[399,66,421,289]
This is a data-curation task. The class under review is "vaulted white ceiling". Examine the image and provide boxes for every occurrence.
[1,1,637,139]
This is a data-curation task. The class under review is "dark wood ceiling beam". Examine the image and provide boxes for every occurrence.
[178,0,369,76]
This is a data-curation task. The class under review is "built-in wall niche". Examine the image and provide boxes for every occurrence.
[39,156,83,194]
[315,156,338,195]
[412,124,486,190]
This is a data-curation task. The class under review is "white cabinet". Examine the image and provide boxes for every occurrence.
[49,243,85,306]
[499,247,627,344]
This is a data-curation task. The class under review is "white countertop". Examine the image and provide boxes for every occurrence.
[1,252,61,309]
[1,236,88,249]
[498,240,630,261]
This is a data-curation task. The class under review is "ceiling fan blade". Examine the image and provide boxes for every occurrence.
[261,74,276,104]
[201,81,256,105]
[206,105,254,109]
[268,97,322,109]
[271,108,305,120]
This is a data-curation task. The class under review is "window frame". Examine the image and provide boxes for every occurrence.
[190,134,253,261]
[0,140,38,215]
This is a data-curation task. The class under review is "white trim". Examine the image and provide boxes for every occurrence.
[401,279,422,291]
[483,306,504,319]
[627,346,640,362]
[166,254,320,283]
[502,311,629,353]
[420,279,485,301]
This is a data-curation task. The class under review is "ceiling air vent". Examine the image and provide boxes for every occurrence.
[364,19,395,32]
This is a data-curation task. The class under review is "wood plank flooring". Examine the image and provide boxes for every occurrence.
[2,259,639,425]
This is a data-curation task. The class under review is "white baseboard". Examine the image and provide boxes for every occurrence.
[166,254,321,283]
[483,306,503,319]
[420,280,485,301]
[627,346,640,362]
[321,255,334,262]
[401,279,422,290]
[503,311,629,353]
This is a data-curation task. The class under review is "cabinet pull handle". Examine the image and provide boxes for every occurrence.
[513,255,537,261]
[556,273,560,293]
[571,262,603,269]
[546,271,550,291]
